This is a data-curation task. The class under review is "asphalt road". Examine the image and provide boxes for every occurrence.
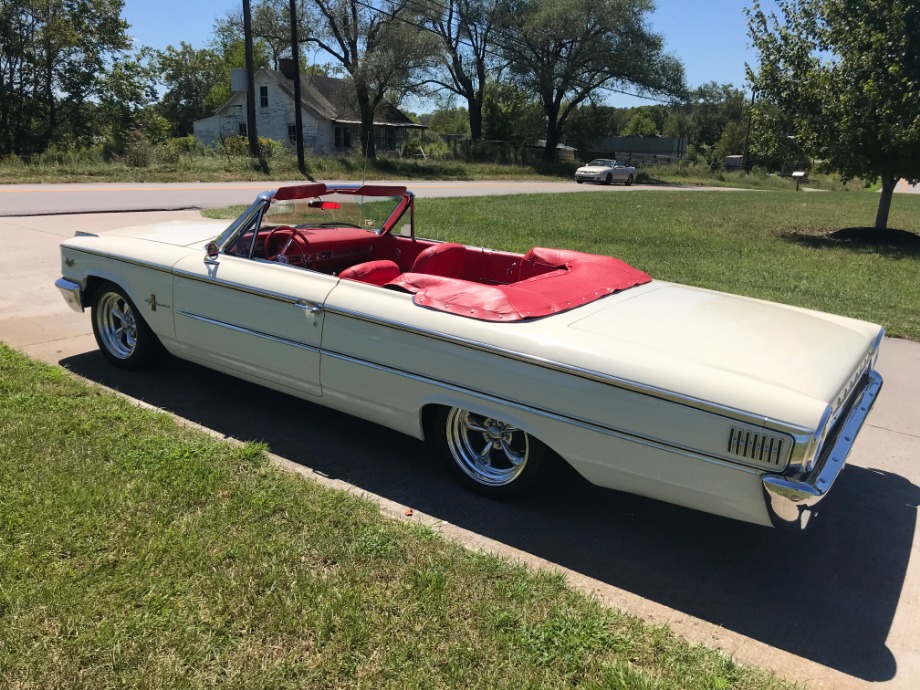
[0,178,737,216]
[2,208,919,690]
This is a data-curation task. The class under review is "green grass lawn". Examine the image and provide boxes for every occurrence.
[206,189,920,340]
[0,345,790,689]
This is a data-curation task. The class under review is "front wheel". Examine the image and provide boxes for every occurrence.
[91,282,163,370]
[435,407,553,498]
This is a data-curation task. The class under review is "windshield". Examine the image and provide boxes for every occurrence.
[264,193,403,233]
[587,159,616,166]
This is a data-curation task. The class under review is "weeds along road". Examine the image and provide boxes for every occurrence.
[0,179,740,216]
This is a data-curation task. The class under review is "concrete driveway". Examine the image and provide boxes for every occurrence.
[2,209,919,690]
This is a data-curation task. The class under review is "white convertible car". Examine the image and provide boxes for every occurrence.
[56,183,883,530]
[575,159,636,185]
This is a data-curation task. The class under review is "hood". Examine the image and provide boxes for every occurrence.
[106,219,227,247]
[530,282,881,427]
[577,165,611,173]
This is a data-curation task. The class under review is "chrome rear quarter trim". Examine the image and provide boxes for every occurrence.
[762,369,883,530]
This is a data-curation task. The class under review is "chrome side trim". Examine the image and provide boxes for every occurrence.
[322,305,812,434]
[762,369,883,530]
[55,277,84,312]
[69,248,173,275]
[176,311,319,353]
[173,268,304,304]
[323,349,760,476]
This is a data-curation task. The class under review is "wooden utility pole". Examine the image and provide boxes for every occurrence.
[288,0,306,175]
[242,0,259,159]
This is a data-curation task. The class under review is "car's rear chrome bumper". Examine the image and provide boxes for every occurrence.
[55,277,84,312]
[762,369,883,530]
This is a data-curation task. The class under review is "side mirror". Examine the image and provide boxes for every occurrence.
[205,240,220,263]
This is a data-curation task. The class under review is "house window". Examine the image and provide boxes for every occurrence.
[238,122,247,136]
[334,126,342,148]
[287,124,297,145]
[344,128,351,148]
[259,86,268,108]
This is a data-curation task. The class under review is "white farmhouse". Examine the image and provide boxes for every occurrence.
[193,60,424,154]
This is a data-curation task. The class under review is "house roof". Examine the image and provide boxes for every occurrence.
[265,70,424,128]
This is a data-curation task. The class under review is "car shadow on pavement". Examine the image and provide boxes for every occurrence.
[62,351,919,683]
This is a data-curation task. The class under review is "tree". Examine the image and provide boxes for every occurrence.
[0,0,132,155]
[747,0,920,229]
[481,81,543,142]
[214,0,312,70]
[622,112,658,137]
[298,0,434,160]
[688,82,745,147]
[497,0,685,162]
[421,0,500,140]
[155,43,225,137]
[97,51,158,151]
[425,107,471,137]
[565,103,626,150]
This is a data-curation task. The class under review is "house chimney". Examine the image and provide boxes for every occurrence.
[279,58,296,79]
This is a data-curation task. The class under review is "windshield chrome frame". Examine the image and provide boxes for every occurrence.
[215,193,272,251]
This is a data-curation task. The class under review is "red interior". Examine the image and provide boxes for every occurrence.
[384,247,651,321]
[244,222,651,321]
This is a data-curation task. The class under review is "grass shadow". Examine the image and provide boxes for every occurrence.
[782,226,920,259]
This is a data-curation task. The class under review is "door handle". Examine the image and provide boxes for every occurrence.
[294,300,323,314]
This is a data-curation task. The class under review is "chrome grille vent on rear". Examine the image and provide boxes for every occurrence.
[728,427,785,468]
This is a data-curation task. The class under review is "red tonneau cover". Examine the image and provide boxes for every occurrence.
[388,248,651,321]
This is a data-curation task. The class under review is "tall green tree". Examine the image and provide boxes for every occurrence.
[748,0,920,229]
[497,0,685,162]
[687,82,745,147]
[155,43,227,137]
[0,0,132,155]
[622,112,658,137]
[481,81,543,142]
[421,0,500,140]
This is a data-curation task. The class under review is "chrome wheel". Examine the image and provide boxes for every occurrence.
[90,281,162,370]
[445,409,530,487]
[96,291,138,359]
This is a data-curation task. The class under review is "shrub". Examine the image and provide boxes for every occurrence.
[0,153,26,169]
[124,132,153,168]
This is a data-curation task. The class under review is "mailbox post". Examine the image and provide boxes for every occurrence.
[792,171,806,191]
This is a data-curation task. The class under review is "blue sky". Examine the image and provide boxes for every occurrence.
[123,0,777,108]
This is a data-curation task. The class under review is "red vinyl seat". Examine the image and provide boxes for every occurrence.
[338,260,401,285]
[410,242,467,278]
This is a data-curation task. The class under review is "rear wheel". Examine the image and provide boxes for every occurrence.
[91,282,162,369]
[435,407,553,498]
[604,172,613,185]
[625,174,634,186]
